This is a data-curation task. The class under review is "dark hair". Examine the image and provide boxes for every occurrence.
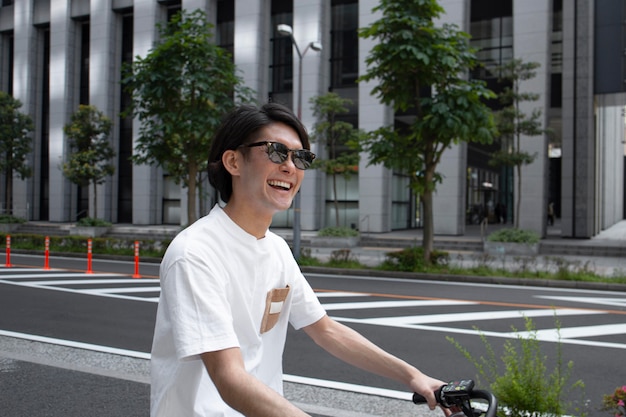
[208,102,309,203]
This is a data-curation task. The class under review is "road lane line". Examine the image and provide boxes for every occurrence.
[363,308,604,325]
[0,273,107,279]
[0,329,150,359]
[321,299,474,311]
[82,287,161,294]
[508,323,626,340]
[18,279,158,286]
[332,317,626,349]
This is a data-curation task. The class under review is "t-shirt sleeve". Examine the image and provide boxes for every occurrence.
[161,253,240,360]
[287,267,327,330]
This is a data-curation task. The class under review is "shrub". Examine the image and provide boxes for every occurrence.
[487,228,540,244]
[0,214,26,224]
[379,246,449,272]
[448,316,586,417]
[602,386,626,417]
[317,226,359,237]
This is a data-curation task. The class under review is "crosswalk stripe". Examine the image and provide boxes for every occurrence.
[362,308,604,325]
[18,279,158,286]
[81,287,161,294]
[0,273,103,279]
[321,299,474,310]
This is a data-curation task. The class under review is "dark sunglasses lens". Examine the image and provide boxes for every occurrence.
[293,150,315,170]
[267,142,315,170]
[268,143,289,163]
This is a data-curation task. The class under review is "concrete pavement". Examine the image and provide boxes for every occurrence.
[2,219,625,416]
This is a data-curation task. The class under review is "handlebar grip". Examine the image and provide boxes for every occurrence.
[412,385,444,405]
[412,392,427,404]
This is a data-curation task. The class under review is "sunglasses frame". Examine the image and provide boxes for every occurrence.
[241,141,316,170]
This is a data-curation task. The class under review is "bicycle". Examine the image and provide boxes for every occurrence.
[412,379,498,417]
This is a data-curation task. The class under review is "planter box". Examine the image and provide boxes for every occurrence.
[484,241,539,256]
[310,236,360,248]
[70,226,110,238]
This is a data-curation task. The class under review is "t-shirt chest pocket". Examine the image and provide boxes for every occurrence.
[260,286,290,334]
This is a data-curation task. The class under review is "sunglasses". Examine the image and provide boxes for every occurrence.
[241,141,316,170]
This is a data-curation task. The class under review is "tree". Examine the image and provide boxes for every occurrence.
[0,91,34,216]
[62,104,115,220]
[309,92,361,228]
[358,0,495,261]
[489,59,546,229]
[123,9,255,225]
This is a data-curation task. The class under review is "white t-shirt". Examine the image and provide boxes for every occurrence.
[150,205,326,417]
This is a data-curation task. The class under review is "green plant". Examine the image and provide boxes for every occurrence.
[448,316,586,417]
[0,214,26,224]
[309,92,362,228]
[0,91,34,214]
[602,386,626,416]
[317,226,359,238]
[123,9,255,224]
[357,0,495,262]
[488,59,548,229]
[76,217,112,227]
[296,248,324,267]
[62,105,115,220]
[379,246,449,272]
[487,228,540,244]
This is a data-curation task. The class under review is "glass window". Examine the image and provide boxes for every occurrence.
[217,0,234,57]
[331,0,358,87]
[269,1,293,95]
[469,0,513,80]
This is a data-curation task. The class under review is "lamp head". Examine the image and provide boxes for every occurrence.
[309,41,322,52]
[277,24,293,37]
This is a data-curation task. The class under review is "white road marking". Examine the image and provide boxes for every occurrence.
[322,299,474,310]
[81,286,161,294]
[0,329,150,359]
[361,307,603,325]
[537,295,626,308]
[15,279,157,286]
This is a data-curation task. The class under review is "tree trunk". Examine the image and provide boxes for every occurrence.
[92,179,98,220]
[332,173,339,227]
[421,165,436,263]
[515,163,521,229]
[421,188,434,263]
[187,164,198,225]
[6,170,12,215]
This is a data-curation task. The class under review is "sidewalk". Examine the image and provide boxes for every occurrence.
[273,219,626,279]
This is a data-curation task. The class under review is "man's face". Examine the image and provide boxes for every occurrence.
[234,122,306,217]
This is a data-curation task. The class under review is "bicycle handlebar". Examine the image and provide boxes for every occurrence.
[412,379,498,417]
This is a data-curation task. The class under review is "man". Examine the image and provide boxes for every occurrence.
[151,103,446,416]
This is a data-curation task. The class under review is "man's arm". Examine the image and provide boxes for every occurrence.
[303,315,444,411]
[201,347,309,417]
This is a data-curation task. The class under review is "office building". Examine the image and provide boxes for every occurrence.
[0,0,624,238]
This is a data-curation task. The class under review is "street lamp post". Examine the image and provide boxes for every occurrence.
[277,24,322,259]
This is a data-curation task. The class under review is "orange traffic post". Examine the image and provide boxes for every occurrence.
[44,236,50,270]
[5,235,11,268]
[86,238,93,274]
[133,241,141,278]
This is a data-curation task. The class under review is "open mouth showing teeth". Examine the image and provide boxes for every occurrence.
[268,180,291,191]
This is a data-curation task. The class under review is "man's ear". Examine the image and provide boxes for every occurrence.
[222,149,241,176]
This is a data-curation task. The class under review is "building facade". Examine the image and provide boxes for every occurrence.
[0,0,624,238]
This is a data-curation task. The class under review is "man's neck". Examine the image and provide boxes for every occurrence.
[222,203,272,239]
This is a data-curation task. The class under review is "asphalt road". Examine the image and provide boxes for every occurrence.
[0,256,624,416]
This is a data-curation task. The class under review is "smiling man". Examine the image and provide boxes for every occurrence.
[150,103,447,417]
